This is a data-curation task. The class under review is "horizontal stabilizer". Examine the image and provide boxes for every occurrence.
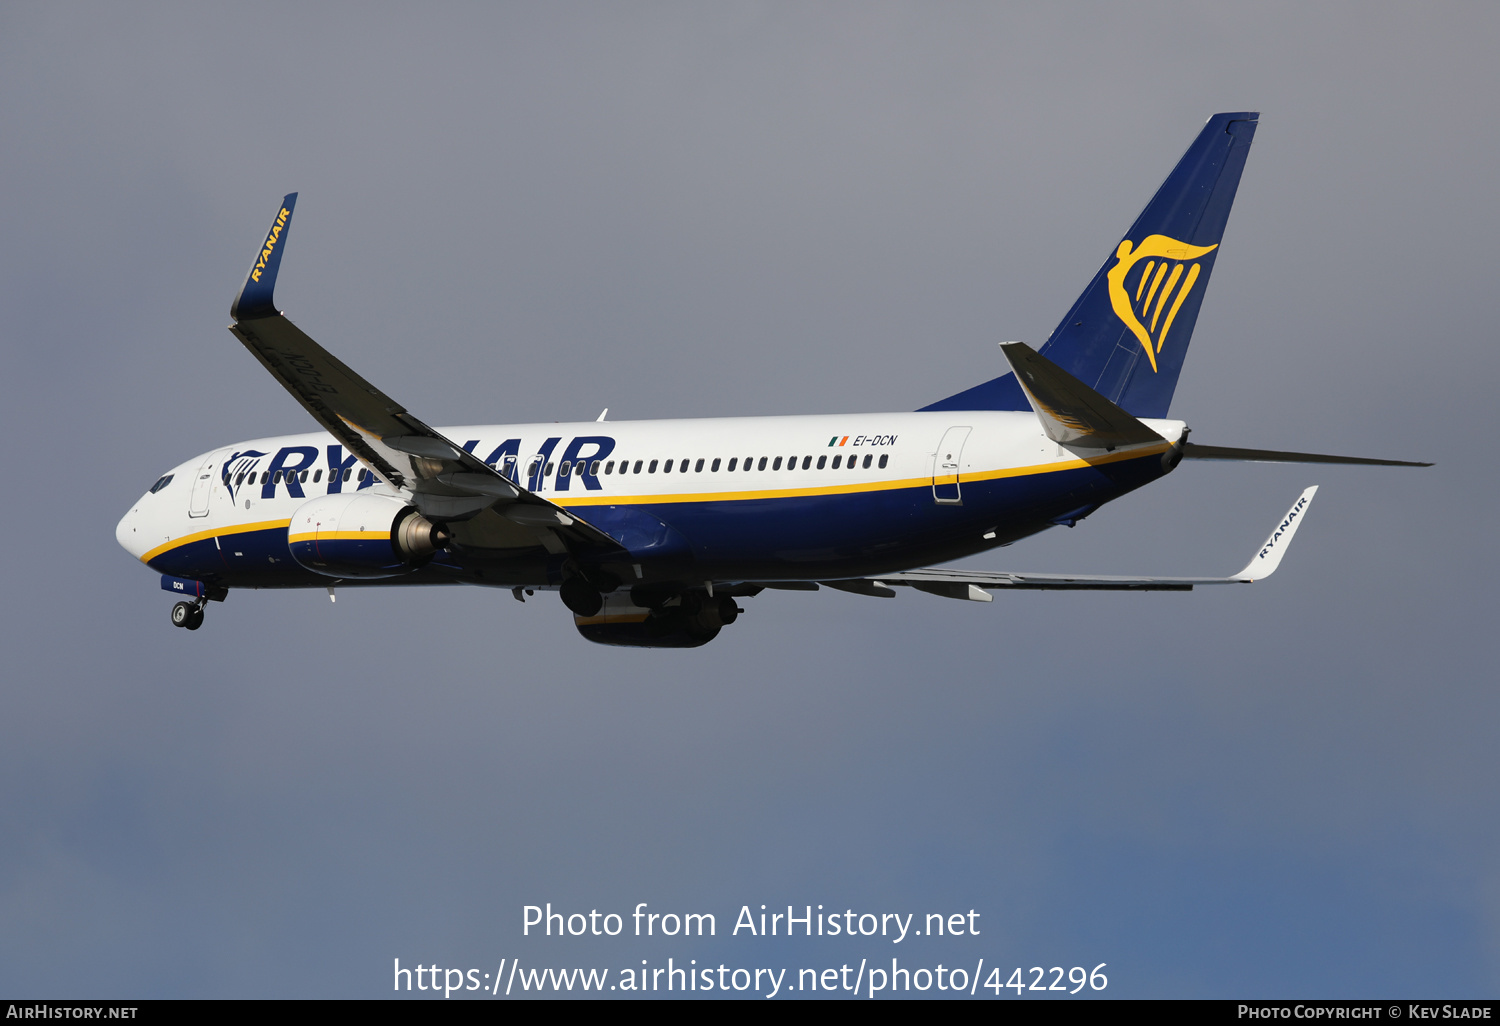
[1000,342,1163,450]
[1182,443,1431,467]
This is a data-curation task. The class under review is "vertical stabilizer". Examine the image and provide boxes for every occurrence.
[922,112,1258,418]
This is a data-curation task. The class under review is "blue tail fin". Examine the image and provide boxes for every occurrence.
[921,112,1258,418]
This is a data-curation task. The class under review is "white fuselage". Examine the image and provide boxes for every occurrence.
[118,410,1185,585]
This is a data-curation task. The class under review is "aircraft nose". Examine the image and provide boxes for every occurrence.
[116,502,149,562]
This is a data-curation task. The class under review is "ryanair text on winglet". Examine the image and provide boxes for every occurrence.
[1260,494,1309,559]
[250,207,291,283]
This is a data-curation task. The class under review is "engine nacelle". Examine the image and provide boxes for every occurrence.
[287,493,448,579]
[574,591,739,648]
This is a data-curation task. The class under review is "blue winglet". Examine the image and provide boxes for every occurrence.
[230,193,298,321]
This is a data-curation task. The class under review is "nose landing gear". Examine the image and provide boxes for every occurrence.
[170,600,205,631]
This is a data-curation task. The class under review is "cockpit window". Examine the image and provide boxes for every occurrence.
[148,474,174,494]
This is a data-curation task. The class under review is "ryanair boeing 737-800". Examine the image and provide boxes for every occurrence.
[116,112,1427,646]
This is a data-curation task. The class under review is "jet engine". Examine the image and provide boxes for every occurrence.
[574,590,740,648]
[287,493,449,579]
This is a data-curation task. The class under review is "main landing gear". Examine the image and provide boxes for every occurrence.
[170,600,205,631]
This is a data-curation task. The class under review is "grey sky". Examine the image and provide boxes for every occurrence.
[1,2,1496,997]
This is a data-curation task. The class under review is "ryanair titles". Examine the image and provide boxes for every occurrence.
[250,206,291,283]
[1259,493,1309,559]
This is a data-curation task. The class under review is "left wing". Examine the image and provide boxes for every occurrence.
[828,486,1318,602]
[228,194,620,556]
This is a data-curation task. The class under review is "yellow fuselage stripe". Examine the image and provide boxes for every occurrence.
[141,518,292,564]
[552,444,1167,507]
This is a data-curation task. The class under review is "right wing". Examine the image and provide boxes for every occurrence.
[228,194,620,557]
[822,486,1319,601]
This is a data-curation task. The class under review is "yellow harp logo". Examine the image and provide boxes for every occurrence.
[1106,235,1218,372]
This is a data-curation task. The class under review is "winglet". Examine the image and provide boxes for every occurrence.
[1234,486,1318,581]
[231,193,298,321]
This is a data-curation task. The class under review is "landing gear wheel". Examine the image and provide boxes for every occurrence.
[171,601,204,630]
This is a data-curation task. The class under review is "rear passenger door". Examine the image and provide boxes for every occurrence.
[931,427,971,505]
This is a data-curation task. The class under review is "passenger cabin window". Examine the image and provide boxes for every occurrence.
[343,468,353,482]
[802,456,812,470]
[878,454,888,468]
[863,455,872,469]
[545,463,554,476]
[605,461,615,474]
[313,469,323,483]
[757,457,767,471]
[831,455,841,469]
[816,455,826,469]
[772,457,783,471]
[727,458,737,471]
[710,458,720,472]
[648,460,658,473]
[591,460,601,475]
[680,459,689,473]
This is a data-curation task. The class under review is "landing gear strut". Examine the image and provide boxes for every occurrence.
[170,600,205,631]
